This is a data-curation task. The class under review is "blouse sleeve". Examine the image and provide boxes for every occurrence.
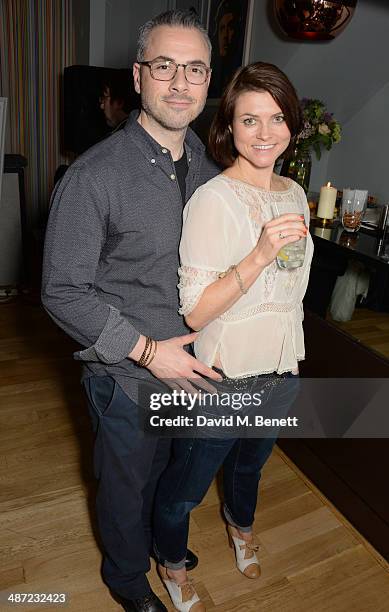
[295,182,311,227]
[178,185,236,316]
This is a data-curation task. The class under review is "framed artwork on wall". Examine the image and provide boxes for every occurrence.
[206,0,254,99]
[171,0,254,98]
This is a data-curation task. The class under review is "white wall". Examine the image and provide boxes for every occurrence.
[249,0,389,197]
[84,1,207,68]
[89,0,107,66]
[105,0,132,67]
[73,0,90,64]
[126,0,170,63]
[79,0,389,199]
[328,80,389,202]
[0,173,23,285]
[87,0,169,68]
[0,98,7,203]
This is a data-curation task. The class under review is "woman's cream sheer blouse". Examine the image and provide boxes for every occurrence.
[178,175,314,378]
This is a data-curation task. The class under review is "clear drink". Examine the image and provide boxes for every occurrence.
[271,202,306,269]
[277,237,306,269]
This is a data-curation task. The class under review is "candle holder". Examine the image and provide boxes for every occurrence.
[312,216,336,229]
[313,226,332,240]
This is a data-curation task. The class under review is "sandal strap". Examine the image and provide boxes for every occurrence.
[245,541,260,552]
[179,580,195,598]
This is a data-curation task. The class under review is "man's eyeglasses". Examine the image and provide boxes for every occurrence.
[139,59,211,85]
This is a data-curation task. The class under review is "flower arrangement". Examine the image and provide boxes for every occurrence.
[296,98,341,160]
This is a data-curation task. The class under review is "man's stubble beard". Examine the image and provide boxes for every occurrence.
[140,92,207,132]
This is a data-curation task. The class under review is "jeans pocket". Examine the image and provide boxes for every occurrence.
[85,375,117,418]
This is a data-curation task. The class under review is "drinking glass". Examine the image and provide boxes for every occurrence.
[271,202,306,269]
[341,189,368,233]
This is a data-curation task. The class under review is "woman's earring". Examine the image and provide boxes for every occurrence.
[228,125,232,134]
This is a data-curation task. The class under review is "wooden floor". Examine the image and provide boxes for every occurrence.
[329,308,389,360]
[1,300,389,611]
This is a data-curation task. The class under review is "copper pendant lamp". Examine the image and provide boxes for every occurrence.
[275,0,357,41]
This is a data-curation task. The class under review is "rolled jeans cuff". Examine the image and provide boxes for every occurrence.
[153,543,186,570]
[223,504,252,533]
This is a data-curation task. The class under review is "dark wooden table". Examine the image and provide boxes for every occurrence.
[305,221,389,315]
[279,224,389,561]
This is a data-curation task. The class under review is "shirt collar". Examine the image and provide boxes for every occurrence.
[125,110,205,161]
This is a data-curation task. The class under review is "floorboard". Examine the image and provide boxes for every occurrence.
[0,301,388,611]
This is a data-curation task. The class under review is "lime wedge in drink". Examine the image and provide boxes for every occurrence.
[278,248,289,261]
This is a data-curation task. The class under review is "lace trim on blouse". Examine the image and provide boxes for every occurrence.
[221,360,304,380]
[219,301,297,322]
[178,265,220,316]
[219,176,300,235]
[178,179,309,318]
[219,177,307,300]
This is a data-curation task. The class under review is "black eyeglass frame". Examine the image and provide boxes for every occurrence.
[139,59,211,85]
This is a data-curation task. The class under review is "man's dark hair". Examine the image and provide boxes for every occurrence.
[136,9,212,62]
[209,62,302,168]
[100,72,133,114]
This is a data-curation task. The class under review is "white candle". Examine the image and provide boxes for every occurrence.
[317,182,337,219]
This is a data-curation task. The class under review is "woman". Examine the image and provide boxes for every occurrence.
[153,62,313,612]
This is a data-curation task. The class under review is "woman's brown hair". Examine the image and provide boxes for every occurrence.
[208,62,302,168]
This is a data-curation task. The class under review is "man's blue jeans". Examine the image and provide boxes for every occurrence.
[84,375,171,598]
[153,372,299,569]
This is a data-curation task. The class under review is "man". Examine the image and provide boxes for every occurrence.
[42,10,220,612]
[99,73,133,133]
[54,74,134,187]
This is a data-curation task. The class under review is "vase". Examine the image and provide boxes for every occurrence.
[280,149,312,194]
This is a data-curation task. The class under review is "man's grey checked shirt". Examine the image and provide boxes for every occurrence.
[42,111,219,401]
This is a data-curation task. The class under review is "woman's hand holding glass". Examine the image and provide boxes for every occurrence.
[254,214,307,268]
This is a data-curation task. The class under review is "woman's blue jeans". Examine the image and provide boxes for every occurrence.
[153,371,299,569]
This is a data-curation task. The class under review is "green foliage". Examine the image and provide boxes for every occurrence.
[296,98,341,160]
